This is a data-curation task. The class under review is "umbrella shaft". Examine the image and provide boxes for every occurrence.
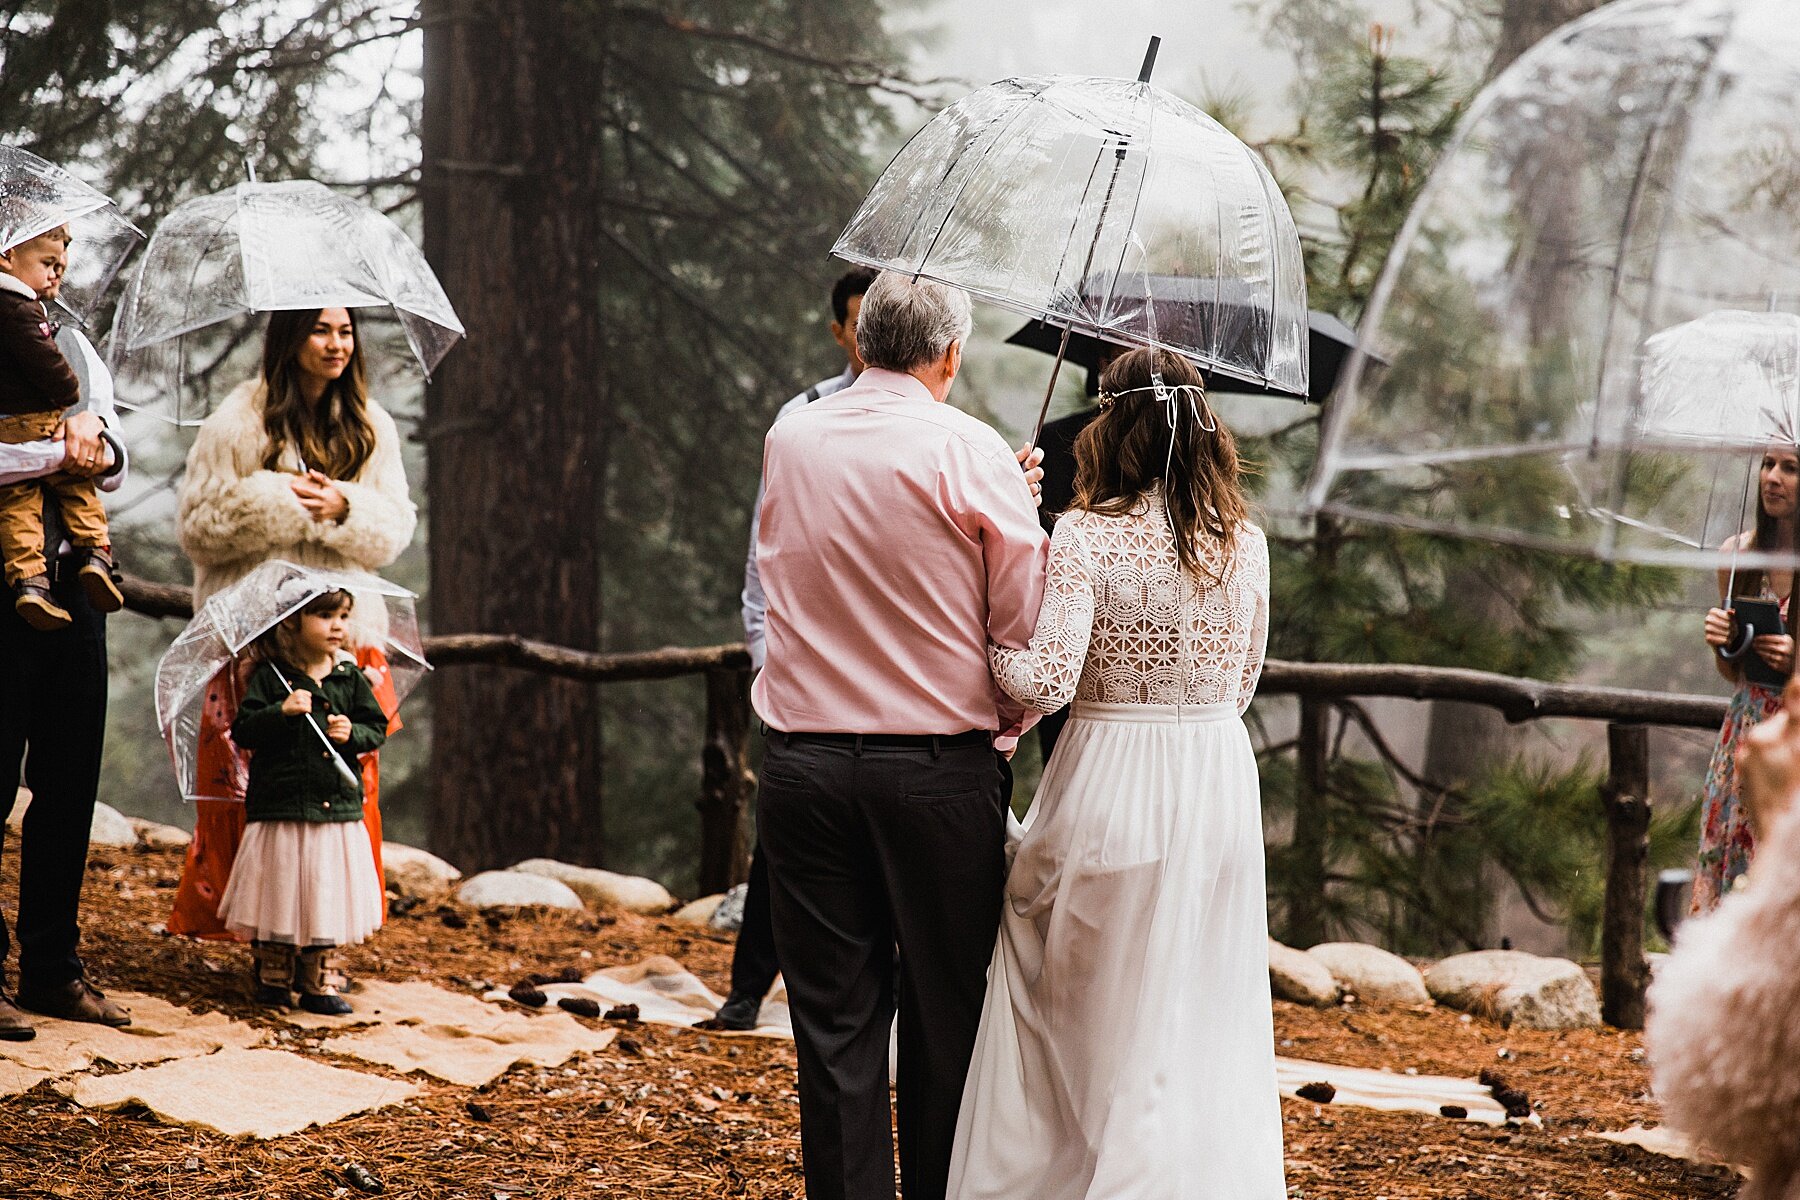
[1030,327,1074,448]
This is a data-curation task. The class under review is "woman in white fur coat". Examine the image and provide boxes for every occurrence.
[1649,671,1800,1199]
[168,306,416,940]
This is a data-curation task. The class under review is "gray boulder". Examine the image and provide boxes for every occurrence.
[1424,949,1601,1030]
[512,858,674,914]
[88,802,139,848]
[671,894,727,926]
[709,883,750,933]
[383,842,463,897]
[128,817,192,850]
[1268,939,1339,1006]
[455,870,584,911]
[1306,942,1432,1007]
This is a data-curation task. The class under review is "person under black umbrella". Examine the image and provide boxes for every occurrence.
[1012,297,1360,764]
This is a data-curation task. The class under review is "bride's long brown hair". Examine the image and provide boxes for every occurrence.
[259,308,377,481]
[1071,347,1250,581]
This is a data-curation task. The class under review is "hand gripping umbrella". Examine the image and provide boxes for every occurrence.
[154,560,428,802]
[831,38,1310,445]
[109,179,464,426]
[0,145,142,325]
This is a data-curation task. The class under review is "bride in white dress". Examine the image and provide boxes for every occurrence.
[947,347,1285,1199]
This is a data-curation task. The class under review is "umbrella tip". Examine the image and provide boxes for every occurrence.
[1137,36,1161,84]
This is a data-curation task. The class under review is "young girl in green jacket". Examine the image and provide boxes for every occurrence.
[219,587,387,1014]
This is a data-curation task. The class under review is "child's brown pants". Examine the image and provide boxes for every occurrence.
[0,412,109,586]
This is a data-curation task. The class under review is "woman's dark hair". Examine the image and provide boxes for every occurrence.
[1072,347,1250,582]
[1738,447,1800,600]
[260,308,377,481]
[255,589,355,665]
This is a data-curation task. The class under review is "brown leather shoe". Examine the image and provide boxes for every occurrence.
[77,548,124,614]
[17,977,130,1027]
[0,992,35,1041]
[14,575,71,632]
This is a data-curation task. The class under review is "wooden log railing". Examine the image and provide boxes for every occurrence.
[120,573,1726,1028]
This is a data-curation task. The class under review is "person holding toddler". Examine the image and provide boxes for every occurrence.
[0,224,121,630]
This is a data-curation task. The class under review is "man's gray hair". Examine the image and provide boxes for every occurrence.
[855,270,974,374]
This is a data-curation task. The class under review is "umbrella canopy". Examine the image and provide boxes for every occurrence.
[110,180,464,425]
[0,145,142,325]
[1305,0,1800,572]
[832,71,1309,399]
[1008,282,1360,402]
[155,560,427,802]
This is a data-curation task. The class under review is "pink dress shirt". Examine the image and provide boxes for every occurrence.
[752,368,1049,738]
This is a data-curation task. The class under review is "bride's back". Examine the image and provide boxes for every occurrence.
[1060,497,1268,709]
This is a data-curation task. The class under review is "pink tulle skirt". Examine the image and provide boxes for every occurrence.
[218,819,385,947]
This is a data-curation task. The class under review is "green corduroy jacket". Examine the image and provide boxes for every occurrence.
[230,656,388,823]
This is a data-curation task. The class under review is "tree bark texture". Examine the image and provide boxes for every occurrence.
[420,0,608,871]
[1600,723,1652,1030]
[697,668,755,894]
[1489,0,1608,78]
[1288,695,1332,947]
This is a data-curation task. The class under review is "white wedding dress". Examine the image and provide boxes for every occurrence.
[947,490,1285,1200]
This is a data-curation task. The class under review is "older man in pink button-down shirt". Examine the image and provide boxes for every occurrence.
[753,271,1047,1200]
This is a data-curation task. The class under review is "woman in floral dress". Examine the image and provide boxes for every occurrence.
[1695,446,1800,911]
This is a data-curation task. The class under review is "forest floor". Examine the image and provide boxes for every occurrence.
[0,844,1743,1200]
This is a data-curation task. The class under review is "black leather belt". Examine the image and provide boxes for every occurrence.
[777,729,991,750]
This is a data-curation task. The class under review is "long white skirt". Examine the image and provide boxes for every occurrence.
[948,701,1286,1200]
[218,819,384,947]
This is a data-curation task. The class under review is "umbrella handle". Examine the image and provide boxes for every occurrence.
[1717,619,1758,662]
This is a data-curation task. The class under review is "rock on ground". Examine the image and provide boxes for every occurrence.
[671,894,726,926]
[1424,949,1601,1030]
[1269,939,1340,1006]
[128,817,192,850]
[1306,942,1432,1007]
[511,859,674,914]
[88,802,138,848]
[383,842,463,897]
[709,882,749,933]
[454,870,584,911]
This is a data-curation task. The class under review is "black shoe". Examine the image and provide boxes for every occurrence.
[252,984,293,1007]
[0,991,35,1041]
[298,991,353,1016]
[713,993,762,1031]
[17,976,130,1027]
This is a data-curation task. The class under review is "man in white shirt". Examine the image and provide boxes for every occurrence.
[715,266,875,1032]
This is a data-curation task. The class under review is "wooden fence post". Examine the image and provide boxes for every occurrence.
[697,667,755,895]
[1600,722,1652,1029]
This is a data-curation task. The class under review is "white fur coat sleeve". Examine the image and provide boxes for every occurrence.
[178,381,416,575]
[1648,803,1800,1196]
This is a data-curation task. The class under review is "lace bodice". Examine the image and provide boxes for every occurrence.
[991,498,1270,714]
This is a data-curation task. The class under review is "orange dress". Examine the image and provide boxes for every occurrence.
[167,645,401,939]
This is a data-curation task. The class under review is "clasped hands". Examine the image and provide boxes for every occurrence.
[279,690,353,743]
[1704,606,1795,675]
[288,469,350,523]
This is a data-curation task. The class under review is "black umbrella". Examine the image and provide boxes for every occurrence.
[1008,287,1363,404]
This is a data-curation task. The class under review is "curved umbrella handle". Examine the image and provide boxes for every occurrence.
[1717,619,1758,662]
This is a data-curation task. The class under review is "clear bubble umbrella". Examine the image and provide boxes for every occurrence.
[1305,0,1800,576]
[832,39,1310,441]
[155,560,427,802]
[109,179,464,426]
[0,145,142,325]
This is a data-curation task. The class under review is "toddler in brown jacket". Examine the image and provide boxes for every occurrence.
[0,227,120,630]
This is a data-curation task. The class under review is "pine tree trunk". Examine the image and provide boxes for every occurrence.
[1489,0,1607,76]
[419,0,607,871]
